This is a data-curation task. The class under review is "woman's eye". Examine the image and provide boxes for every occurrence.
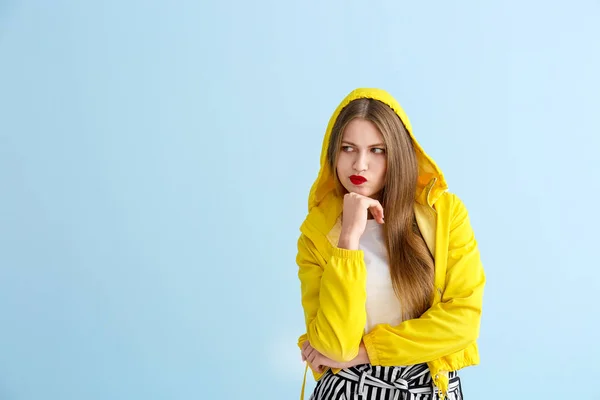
[341,146,353,152]
[372,148,386,154]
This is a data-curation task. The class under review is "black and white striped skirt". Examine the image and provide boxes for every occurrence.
[309,363,462,400]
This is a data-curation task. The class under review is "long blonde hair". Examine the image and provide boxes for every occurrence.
[327,98,434,319]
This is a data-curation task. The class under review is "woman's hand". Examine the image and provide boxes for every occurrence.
[301,341,342,373]
[301,340,370,373]
[338,193,384,250]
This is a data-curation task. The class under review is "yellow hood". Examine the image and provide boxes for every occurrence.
[308,88,448,212]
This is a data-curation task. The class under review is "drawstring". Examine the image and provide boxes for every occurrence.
[300,363,308,400]
[432,371,449,400]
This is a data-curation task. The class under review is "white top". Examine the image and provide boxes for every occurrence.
[360,219,403,334]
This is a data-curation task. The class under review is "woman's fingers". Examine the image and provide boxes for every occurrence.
[368,202,384,223]
[307,348,317,363]
[308,353,322,373]
[301,341,309,360]
[362,197,384,224]
[300,342,327,373]
[301,341,314,361]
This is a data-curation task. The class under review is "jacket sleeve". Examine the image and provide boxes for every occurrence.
[362,195,486,366]
[297,233,368,362]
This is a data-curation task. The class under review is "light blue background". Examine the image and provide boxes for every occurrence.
[1,1,599,399]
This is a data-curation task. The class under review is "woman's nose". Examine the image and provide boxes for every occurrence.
[353,152,368,172]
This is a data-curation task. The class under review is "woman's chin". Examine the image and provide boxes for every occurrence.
[344,185,374,197]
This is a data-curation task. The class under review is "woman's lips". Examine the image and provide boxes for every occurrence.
[349,175,367,185]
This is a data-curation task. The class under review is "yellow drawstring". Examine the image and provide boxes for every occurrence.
[300,363,308,400]
[433,371,449,400]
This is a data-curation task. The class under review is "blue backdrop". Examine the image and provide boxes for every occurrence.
[1,1,599,398]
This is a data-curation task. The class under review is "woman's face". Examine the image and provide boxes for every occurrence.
[336,118,387,200]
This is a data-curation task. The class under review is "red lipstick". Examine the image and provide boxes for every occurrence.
[349,175,367,185]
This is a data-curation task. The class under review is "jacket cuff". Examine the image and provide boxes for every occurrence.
[331,247,364,260]
[362,333,380,365]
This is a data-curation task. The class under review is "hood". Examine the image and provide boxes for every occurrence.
[307,88,448,212]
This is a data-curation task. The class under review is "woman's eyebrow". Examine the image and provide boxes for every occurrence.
[342,141,386,147]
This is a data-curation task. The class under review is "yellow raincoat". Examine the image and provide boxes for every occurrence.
[296,88,485,399]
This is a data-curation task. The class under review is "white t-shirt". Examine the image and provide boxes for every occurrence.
[360,219,403,334]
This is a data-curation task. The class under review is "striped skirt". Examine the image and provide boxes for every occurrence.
[309,363,462,400]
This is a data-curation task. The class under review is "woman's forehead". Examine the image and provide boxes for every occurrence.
[342,119,384,144]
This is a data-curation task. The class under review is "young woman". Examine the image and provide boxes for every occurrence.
[296,88,485,400]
